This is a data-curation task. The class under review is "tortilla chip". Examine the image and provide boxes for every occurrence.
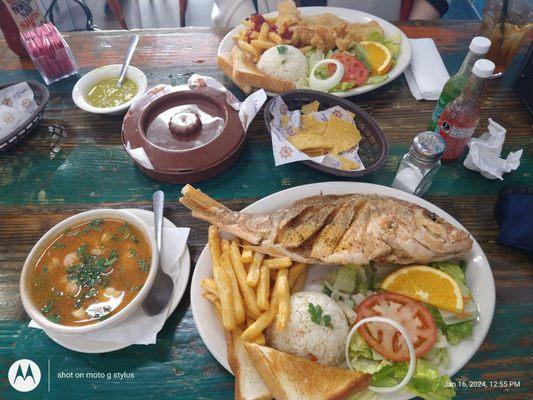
[301,100,320,114]
[334,154,360,170]
[301,114,328,135]
[288,134,333,152]
[323,115,361,154]
[305,148,329,157]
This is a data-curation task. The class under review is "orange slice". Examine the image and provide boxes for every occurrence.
[360,41,392,75]
[381,265,464,312]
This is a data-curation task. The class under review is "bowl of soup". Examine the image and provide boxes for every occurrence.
[20,209,158,334]
[72,64,147,115]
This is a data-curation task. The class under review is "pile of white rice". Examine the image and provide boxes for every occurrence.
[266,291,349,366]
[257,45,308,85]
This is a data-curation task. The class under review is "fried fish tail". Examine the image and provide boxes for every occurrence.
[180,185,271,244]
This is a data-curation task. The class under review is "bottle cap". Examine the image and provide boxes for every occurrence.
[411,131,446,163]
[473,59,495,78]
[469,36,491,55]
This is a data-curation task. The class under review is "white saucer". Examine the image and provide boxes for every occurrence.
[43,208,191,353]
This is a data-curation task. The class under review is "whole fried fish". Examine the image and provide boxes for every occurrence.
[179,185,473,265]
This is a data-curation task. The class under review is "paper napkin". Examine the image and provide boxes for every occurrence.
[0,82,38,140]
[404,38,450,100]
[464,118,523,180]
[29,226,190,346]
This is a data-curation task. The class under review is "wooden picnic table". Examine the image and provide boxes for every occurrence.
[0,20,531,400]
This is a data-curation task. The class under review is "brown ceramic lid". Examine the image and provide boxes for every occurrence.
[122,85,246,183]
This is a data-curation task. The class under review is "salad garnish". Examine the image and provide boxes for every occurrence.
[322,261,476,399]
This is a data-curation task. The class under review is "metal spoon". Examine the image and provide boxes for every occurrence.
[142,191,175,316]
[116,35,139,87]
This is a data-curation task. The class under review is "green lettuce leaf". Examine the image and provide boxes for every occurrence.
[349,332,392,374]
[428,305,474,345]
[325,264,377,293]
[423,347,449,369]
[365,31,385,43]
[366,75,389,85]
[330,81,355,92]
[334,264,358,292]
[364,32,402,58]
[371,360,456,400]
[350,44,373,71]
[306,49,325,76]
[445,320,474,344]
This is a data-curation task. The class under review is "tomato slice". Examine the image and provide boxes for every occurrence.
[355,292,437,362]
[327,52,369,87]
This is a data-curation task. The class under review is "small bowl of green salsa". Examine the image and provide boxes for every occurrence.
[72,64,147,115]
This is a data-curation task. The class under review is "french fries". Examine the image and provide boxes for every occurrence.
[268,31,283,44]
[258,22,269,42]
[200,278,219,297]
[246,252,264,287]
[208,227,236,331]
[241,248,253,264]
[232,16,293,62]
[238,39,259,58]
[214,265,236,331]
[256,265,270,310]
[200,226,309,342]
[263,257,292,269]
[251,39,275,50]
[241,269,284,341]
[230,241,261,319]
[221,252,246,325]
[275,269,290,331]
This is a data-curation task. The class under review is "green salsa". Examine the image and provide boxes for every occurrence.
[86,77,138,108]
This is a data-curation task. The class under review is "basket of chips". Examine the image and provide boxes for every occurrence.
[0,81,50,152]
[264,90,389,177]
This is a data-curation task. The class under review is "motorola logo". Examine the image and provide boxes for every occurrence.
[8,359,41,392]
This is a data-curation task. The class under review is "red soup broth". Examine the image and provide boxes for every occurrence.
[26,218,151,326]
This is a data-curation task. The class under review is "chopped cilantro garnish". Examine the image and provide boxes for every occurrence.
[118,223,139,243]
[41,301,53,314]
[82,219,104,234]
[68,244,119,288]
[84,288,98,298]
[138,259,149,272]
[47,314,61,323]
[308,302,333,328]
[52,242,65,249]
[277,45,287,55]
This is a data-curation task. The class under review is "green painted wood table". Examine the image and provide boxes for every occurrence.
[0,21,532,400]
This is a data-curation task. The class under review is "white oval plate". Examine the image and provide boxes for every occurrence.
[218,7,412,97]
[191,182,495,399]
[44,209,191,353]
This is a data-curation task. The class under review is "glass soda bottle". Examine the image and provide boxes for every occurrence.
[437,59,495,163]
[428,36,491,132]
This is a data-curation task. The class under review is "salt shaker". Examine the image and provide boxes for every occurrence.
[392,131,446,196]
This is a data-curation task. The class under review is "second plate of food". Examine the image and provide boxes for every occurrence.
[217,4,412,97]
[190,182,495,400]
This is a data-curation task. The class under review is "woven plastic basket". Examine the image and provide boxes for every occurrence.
[0,80,49,152]
[264,90,389,178]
